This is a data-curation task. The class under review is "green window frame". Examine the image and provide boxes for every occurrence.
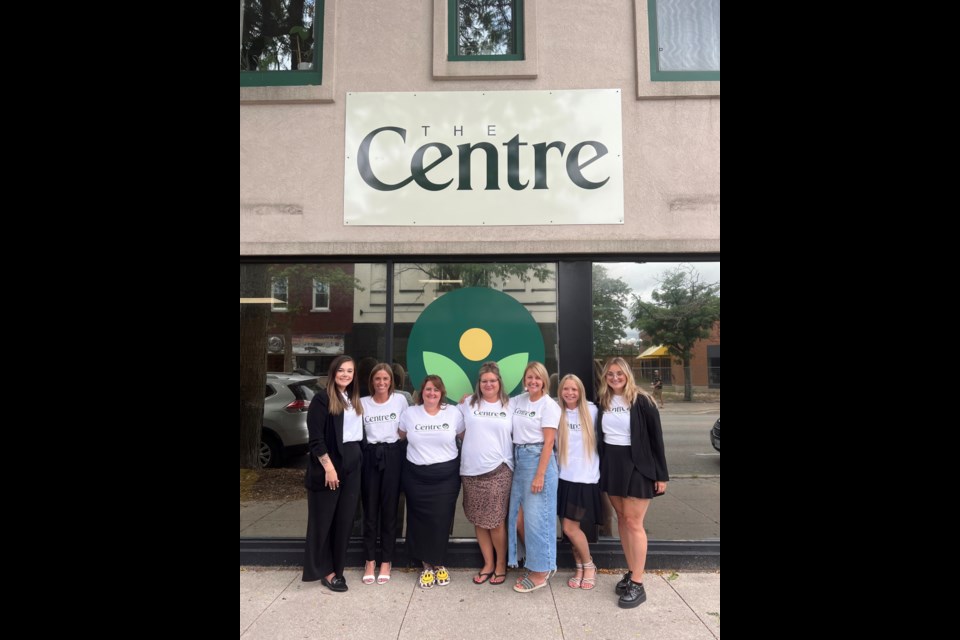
[648,0,719,82]
[448,0,524,61]
[240,0,324,87]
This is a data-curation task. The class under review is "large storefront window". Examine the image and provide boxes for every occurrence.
[240,259,719,545]
[591,262,720,540]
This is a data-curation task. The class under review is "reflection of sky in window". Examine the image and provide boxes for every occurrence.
[601,262,720,339]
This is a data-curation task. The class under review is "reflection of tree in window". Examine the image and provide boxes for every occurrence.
[457,1,515,56]
[240,0,317,71]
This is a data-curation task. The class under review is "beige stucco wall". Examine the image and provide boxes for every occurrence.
[240,0,719,257]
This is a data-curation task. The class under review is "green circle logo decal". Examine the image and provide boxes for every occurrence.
[407,287,545,403]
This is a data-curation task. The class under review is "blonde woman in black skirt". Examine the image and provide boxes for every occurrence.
[556,374,601,591]
[596,357,669,609]
[399,375,465,589]
[458,362,515,586]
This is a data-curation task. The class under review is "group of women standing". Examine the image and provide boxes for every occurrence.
[300,354,668,609]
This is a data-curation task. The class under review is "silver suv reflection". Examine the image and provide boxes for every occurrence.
[261,373,319,468]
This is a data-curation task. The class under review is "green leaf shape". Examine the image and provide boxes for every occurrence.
[497,352,529,395]
[423,352,474,404]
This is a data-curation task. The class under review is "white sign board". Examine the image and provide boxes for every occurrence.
[344,89,624,226]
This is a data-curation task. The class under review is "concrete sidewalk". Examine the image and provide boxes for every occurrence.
[240,567,720,639]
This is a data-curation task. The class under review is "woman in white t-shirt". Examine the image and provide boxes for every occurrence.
[596,357,669,609]
[399,375,465,589]
[509,361,562,593]
[555,374,601,591]
[359,363,408,586]
[459,361,515,586]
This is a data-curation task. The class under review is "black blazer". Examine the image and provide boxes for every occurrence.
[596,393,669,483]
[304,389,346,492]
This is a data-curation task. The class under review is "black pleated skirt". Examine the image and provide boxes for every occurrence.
[557,479,603,525]
[600,444,658,499]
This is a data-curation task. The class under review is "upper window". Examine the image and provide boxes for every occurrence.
[312,280,330,311]
[271,277,288,312]
[240,0,323,87]
[648,0,719,81]
[449,0,524,61]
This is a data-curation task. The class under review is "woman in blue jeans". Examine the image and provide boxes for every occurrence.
[508,361,562,593]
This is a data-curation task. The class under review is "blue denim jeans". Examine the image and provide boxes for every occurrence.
[507,443,558,572]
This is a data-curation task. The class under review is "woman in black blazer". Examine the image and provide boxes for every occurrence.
[596,357,669,609]
[302,355,364,591]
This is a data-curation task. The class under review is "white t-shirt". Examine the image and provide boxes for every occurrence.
[360,393,407,443]
[559,403,600,484]
[511,392,562,445]
[399,404,465,466]
[340,392,364,443]
[602,394,631,446]
[459,396,515,476]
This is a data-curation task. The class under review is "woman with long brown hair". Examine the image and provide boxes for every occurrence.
[302,355,364,592]
[359,363,408,585]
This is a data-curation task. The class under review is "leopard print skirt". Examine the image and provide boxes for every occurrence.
[461,462,513,529]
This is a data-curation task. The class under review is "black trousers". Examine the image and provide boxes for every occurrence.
[360,441,405,562]
[302,442,362,582]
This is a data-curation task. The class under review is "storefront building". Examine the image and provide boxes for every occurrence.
[241,0,719,567]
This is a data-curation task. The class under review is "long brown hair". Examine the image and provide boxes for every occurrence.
[325,355,362,416]
[471,361,510,408]
[556,374,596,466]
[368,363,395,398]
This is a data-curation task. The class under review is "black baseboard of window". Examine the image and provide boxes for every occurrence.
[240,538,720,571]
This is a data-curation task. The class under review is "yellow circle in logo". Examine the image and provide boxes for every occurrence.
[459,328,493,361]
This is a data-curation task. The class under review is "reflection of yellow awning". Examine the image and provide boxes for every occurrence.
[638,345,669,358]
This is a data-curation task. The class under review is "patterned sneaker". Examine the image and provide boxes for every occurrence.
[419,568,435,589]
[435,566,450,586]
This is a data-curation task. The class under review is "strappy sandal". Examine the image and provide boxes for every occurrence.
[568,562,585,589]
[513,574,549,593]
[377,562,392,585]
[362,560,376,585]
[580,560,597,590]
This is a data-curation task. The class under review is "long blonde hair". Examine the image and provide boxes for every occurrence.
[471,361,510,408]
[556,374,596,467]
[597,357,654,411]
[325,355,363,416]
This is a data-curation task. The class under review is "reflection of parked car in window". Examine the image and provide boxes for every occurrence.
[710,418,720,452]
[261,373,320,468]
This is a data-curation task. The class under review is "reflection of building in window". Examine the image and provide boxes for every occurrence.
[271,277,288,311]
[312,280,330,310]
[667,322,720,390]
[352,263,557,325]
